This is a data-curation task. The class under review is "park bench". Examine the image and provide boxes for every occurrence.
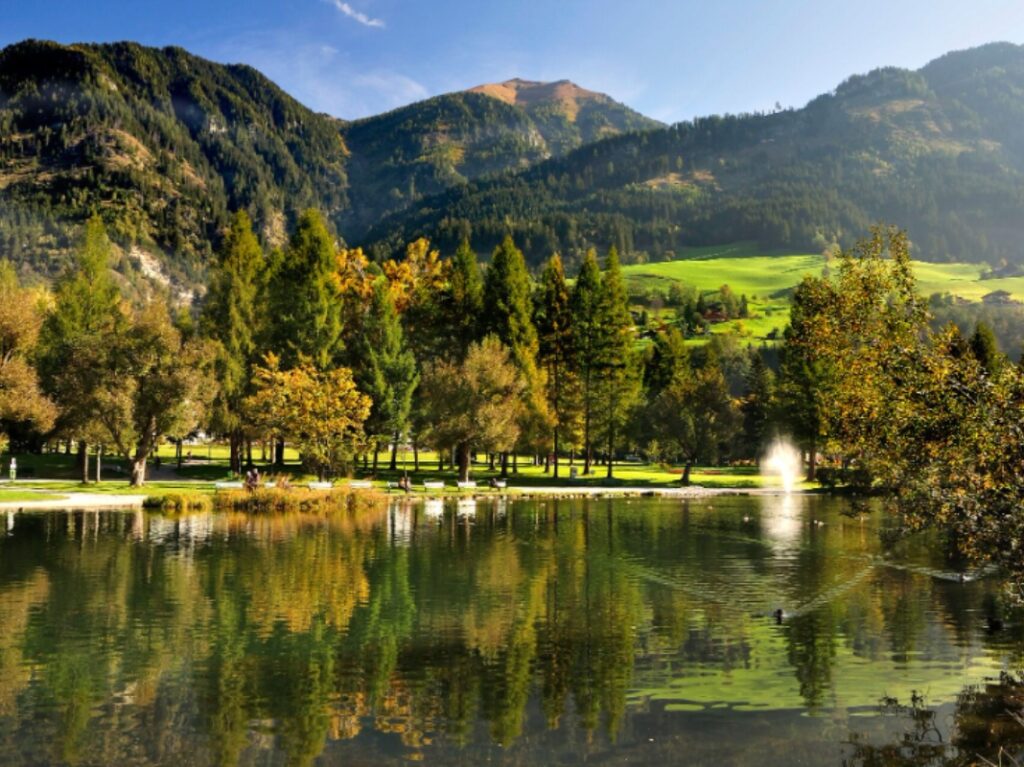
[307,481,333,490]
[456,480,477,491]
[349,480,372,489]
[423,481,444,491]
[214,481,244,490]
[493,479,507,489]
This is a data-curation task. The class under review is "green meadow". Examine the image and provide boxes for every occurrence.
[622,242,1024,343]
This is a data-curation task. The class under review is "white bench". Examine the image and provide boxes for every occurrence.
[214,481,244,490]
[423,481,444,491]
[349,480,372,489]
[307,481,333,490]
[456,480,477,490]
[493,479,507,489]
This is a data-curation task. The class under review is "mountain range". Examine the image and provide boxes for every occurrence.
[1,38,1023,290]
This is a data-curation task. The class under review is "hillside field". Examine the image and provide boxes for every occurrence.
[622,243,1024,344]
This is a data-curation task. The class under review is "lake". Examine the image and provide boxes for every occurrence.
[0,495,1020,766]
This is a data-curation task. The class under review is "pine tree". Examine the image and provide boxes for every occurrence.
[594,246,641,479]
[535,254,579,477]
[357,278,420,471]
[202,210,264,474]
[267,209,344,370]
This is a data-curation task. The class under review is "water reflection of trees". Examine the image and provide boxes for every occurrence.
[0,501,1017,765]
[846,675,1024,766]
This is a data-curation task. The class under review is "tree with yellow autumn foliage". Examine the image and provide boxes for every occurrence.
[246,355,372,480]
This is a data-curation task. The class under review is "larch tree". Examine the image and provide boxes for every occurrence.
[201,210,264,474]
[37,215,125,483]
[0,261,56,447]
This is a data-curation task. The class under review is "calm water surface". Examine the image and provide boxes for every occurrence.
[0,496,1020,766]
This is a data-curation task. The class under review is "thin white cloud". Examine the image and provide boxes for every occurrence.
[202,31,426,118]
[329,0,385,28]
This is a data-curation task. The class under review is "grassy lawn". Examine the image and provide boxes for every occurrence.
[622,244,1024,346]
[0,489,69,502]
[2,449,813,494]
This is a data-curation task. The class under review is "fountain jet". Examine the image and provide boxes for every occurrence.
[763,437,803,494]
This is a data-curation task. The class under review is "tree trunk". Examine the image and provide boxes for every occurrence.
[274,438,285,466]
[95,446,102,483]
[606,424,615,479]
[500,452,509,478]
[681,461,692,487]
[229,433,240,475]
[79,442,89,485]
[489,453,496,471]
[456,442,471,482]
[176,439,183,470]
[413,442,419,472]
[372,446,379,472]
[246,440,253,466]
[130,455,148,487]
[389,432,398,471]
[806,438,817,482]
[553,427,560,479]
[513,452,518,474]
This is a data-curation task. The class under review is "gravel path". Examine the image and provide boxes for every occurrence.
[0,492,145,511]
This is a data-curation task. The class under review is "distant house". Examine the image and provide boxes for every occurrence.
[982,290,1015,305]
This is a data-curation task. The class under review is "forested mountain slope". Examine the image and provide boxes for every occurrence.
[342,79,660,238]
[363,43,1024,268]
[0,40,658,286]
[0,39,349,284]
[3,38,1024,288]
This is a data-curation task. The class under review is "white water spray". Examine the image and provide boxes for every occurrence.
[762,437,803,494]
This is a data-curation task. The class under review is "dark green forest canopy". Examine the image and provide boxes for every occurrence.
[2,38,1024,288]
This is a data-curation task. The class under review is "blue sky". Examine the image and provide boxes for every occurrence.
[2,0,1023,122]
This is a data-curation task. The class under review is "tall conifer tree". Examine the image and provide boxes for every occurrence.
[38,216,124,482]
[570,249,602,474]
[483,235,547,473]
[594,246,640,479]
[202,210,264,473]
[268,209,344,370]
[442,239,484,360]
[356,278,419,471]
[535,253,578,477]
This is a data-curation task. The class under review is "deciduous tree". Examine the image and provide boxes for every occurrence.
[0,261,56,446]
[420,337,525,482]
[246,355,371,480]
